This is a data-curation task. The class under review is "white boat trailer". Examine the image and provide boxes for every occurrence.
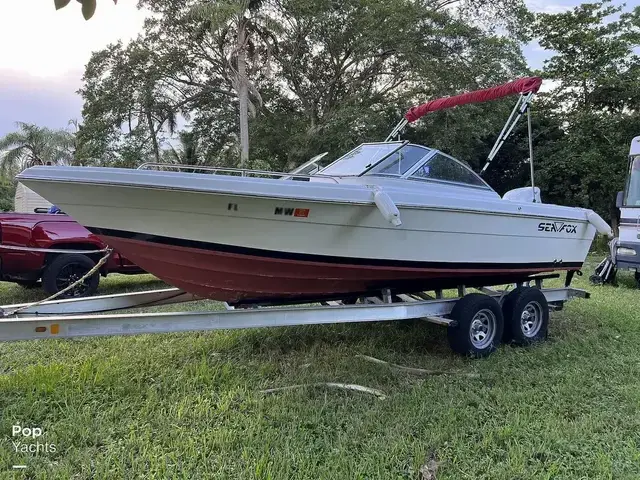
[0,278,589,357]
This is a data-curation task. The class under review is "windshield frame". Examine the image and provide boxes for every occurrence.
[623,154,640,207]
[281,152,330,179]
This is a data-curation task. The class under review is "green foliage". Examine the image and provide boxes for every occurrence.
[78,0,528,169]
[534,1,640,112]
[0,177,16,212]
[4,259,640,478]
[161,130,204,166]
[54,0,117,20]
[533,1,640,222]
[77,38,194,164]
[0,122,76,173]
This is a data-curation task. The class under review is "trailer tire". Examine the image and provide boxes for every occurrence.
[447,293,503,357]
[42,254,100,298]
[502,287,548,345]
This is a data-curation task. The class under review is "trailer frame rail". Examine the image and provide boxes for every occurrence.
[0,284,588,343]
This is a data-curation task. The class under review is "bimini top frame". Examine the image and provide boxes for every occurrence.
[386,77,543,202]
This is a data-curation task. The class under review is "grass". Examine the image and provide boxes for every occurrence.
[1,256,640,479]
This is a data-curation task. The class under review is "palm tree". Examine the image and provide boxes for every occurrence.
[0,122,75,173]
[190,0,279,168]
[163,131,203,165]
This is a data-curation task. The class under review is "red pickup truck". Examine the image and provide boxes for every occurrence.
[0,212,143,298]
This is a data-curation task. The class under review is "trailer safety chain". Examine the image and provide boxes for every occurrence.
[0,245,110,255]
[1,248,114,318]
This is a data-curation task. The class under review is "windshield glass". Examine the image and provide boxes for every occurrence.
[364,145,431,176]
[318,143,403,176]
[410,152,487,188]
[624,155,640,206]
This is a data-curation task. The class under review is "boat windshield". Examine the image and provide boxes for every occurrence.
[364,145,432,176]
[624,155,640,206]
[318,142,404,176]
[409,152,488,188]
[286,152,331,176]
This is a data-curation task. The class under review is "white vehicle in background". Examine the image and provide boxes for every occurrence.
[592,136,640,286]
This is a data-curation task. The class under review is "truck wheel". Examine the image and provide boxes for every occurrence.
[501,287,549,346]
[447,293,504,358]
[42,254,99,298]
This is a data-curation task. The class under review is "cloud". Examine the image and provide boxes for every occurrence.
[0,1,146,78]
[0,1,146,137]
[0,70,83,136]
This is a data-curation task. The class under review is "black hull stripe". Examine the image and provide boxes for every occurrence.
[87,226,583,271]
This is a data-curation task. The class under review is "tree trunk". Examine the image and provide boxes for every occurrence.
[146,110,160,163]
[237,18,249,168]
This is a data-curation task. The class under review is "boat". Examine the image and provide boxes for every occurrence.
[17,77,612,306]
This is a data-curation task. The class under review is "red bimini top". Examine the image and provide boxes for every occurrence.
[404,77,543,123]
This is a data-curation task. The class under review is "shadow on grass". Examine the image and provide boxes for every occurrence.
[0,273,167,305]
[224,319,451,356]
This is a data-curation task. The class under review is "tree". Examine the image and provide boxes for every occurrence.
[184,0,279,167]
[534,1,640,112]
[0,177,16,212]
[77,40,192,166]
[162,131,203,165]
[532,1,640,228]
[54,0,117,20]
[251,0,528,169]
[0,122,76,173]
[78,0,530,171]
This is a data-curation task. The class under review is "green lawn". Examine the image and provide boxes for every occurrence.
[1,256,640,479]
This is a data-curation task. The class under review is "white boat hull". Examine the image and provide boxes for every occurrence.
[18,167,597,304]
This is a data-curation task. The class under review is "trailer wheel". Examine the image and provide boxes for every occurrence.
[447,293,504,357]
[501,287,548,345]
[42,254,99,298]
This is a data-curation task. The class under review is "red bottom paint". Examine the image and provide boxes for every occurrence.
[100,236,579,305]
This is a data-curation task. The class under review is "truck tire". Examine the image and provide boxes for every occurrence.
[42,254,100,298]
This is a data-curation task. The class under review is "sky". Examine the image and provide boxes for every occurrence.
[0,0,146,137]
[0,0,632,137]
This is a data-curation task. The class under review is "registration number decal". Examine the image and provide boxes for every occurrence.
[274,207,310,218]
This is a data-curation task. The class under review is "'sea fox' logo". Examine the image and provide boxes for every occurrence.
[538,222,577,234]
